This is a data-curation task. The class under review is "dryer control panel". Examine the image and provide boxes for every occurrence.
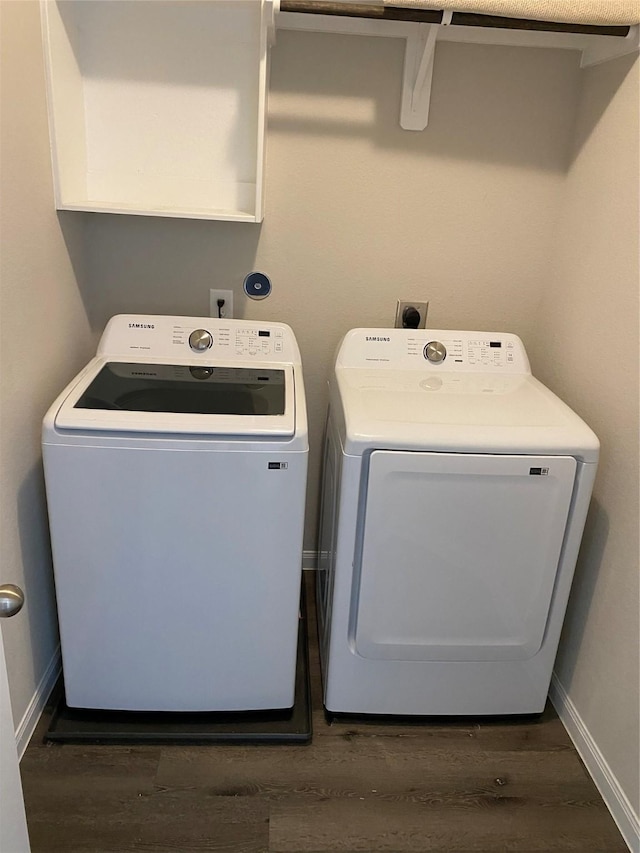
[97,315,300,365]
[337,329,530,373]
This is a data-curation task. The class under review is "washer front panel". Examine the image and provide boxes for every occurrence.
[44,440,307,711]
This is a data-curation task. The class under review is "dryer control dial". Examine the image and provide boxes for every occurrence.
[424,341,447,363]
[189,329,213,352]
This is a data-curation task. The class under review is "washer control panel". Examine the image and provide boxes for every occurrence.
[338,329,530,373]
[233,327,285,357]
[97,315,297,364]
[174,324,284,357]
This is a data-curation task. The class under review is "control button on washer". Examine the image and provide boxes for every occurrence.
[189,329,213,352]
[424,341,447,363]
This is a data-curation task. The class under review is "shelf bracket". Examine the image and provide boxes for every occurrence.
[580,23,639,67]
[266,0,280,45]
[400,23,439,131]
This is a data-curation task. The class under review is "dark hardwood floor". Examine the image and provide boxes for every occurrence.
[21,574,627,853]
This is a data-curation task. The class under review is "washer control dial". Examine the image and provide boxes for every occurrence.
[424,341,447,363]
[189,329,213,352]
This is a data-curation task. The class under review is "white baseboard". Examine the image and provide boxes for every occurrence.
[550,672,640,853]
[15,645,61,760]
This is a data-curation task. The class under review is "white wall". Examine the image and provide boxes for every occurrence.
[0,0,93,732]
[83,31,581,546]
[529,54,640,836]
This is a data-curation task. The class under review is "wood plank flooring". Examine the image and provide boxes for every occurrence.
[20,574,627,853]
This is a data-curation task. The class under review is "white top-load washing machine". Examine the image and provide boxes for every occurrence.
[43,314,308,712]
[317,329,599,716]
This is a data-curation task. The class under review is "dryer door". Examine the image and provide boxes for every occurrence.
[353,451,576,661]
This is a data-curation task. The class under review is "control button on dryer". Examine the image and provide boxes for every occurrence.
[424,341,447,363]
[189,329,213,352]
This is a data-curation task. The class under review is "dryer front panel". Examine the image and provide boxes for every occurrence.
[352,452,576,662]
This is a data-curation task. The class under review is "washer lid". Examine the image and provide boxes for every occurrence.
[55,359,296,436]
[336,369,599,461]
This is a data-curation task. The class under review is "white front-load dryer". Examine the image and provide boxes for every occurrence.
[317,329,599,716]
[43,314,308,712]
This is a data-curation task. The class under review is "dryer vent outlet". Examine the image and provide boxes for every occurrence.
[395,300,428,329]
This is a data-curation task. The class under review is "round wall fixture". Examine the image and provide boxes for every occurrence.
[243,271,272,300]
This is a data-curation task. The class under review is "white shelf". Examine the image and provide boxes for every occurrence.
[41,0,274,222]
[277,10,640,130]
[40,0,639,218]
